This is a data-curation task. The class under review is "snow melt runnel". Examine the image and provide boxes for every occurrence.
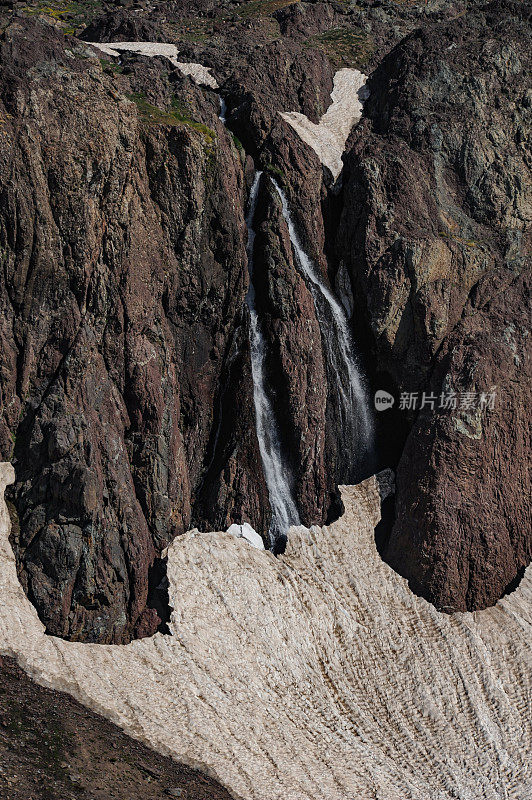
[0,461,531,800]
[86,41,219,88]
[280,68,368,180]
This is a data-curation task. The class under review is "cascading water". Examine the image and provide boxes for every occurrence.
[271,179,374,476]
[245,172,301,542]
[218,95,227,124]
[215,99,300,543]
[216,96,371,541]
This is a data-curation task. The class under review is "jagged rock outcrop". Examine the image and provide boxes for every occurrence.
[337,1,531,609]
[0,4,384,643]
[391,273,531,611]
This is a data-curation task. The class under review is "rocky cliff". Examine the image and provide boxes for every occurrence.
[0,0,530,643]
[0,18,269,641]
[337,1,531,609]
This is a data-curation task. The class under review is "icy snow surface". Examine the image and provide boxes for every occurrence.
[0,462,530,800]
[86,41,219,88]
[226,522,265,550]
[280,69,368,180]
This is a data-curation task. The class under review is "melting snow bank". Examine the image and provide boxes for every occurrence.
[280,69,368,180]
[86,41,219,88]
[0,461,531,800]
[226,523,264,550]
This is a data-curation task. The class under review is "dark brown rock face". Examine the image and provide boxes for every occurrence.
[337,1,531,610]
[0,655,233,800]
[253,177,328,524]
[0,8,346,643]
[390,274,531,611]
[0,19,269,641]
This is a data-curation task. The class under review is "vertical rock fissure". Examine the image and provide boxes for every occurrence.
[271,179,375,479]
[245,172,301,544]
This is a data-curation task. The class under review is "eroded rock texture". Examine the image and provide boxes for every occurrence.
[0,8,374,642]
[0,0,530,642]
[337,1,531,610]
[0,19,269,641]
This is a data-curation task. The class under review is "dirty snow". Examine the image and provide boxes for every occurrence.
[87,41,219,88]
[0,462,530,800]
[280,68,368,180]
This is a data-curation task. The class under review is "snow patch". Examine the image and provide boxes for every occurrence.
[0,462,530,800]
[87,41,219,88]
[226,523,265,550]
[280,69,368,180]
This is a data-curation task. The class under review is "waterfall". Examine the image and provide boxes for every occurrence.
[216,98,300,542]
[271,179,374,474]
[216,94,371,540]
[218,95,227,124]
[245,172,301,542]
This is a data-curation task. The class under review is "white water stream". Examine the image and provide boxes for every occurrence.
[218,95,227,124]
[217,98,373,540]
[245,172,301,542]
[272,179,374,472]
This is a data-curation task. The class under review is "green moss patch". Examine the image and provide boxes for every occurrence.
[265,163,285,181]
[305,27,374,69]
[126,92,216,144]
[231,133,244,153]
[21,0,102,34]
[99,58,125,74]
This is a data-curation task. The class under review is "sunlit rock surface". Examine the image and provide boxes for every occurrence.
[280,69,368,180]
[0,462,530,800]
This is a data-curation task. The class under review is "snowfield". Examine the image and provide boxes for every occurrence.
[0,462,530,800]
